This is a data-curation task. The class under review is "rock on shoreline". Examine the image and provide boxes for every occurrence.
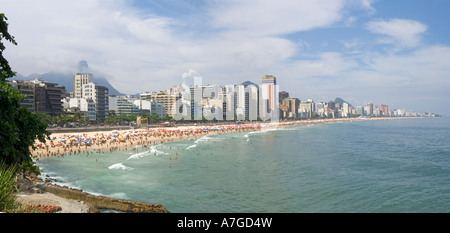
[15,192,93,213]
[43,183,169,213]
[15,174,169,213]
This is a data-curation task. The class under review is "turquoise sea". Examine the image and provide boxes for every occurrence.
[37,118,450,213]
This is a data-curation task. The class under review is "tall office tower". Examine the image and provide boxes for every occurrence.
[260,75,278,120]
[73,73,94,98]
[381,104,389,116]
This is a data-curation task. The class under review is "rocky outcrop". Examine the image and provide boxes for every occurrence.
[44,184,169,213]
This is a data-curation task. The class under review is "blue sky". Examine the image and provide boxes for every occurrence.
[2,0,450,115]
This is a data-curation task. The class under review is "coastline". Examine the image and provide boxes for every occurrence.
[32,123,263,159]
[22,116,420,213]
[32,117,410,159]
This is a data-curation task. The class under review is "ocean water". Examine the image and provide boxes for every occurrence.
[37,118,450,213]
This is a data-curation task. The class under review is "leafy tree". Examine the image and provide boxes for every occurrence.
[0,14,17,82]
[150,113,160,123]
[0,13,49,172]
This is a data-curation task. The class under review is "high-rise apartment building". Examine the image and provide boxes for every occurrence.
[356,106,364,116]
[367,103,374,116]
[108,95,119,112]
[342,102,350,117]
[234,81,259,121]
[9,80,35,112]
[141,91,177,117]
[299,99,315,119]
[9,78,65,115]
[82,82,109,122]
[282,97,300,118]
[381,104,389,116]
[234,84,246,120]
[260,75,278,120]
[73,73,93,98]
[220,85,235,121]
[279,91,289,105]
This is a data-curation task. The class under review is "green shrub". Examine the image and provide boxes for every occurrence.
[0,161,18,212]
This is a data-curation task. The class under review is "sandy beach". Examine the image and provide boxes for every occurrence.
[32,117,399,159]
[32,123,264,159]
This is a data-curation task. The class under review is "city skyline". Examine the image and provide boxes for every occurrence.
[10,72,437,121]
[2,0,450,115]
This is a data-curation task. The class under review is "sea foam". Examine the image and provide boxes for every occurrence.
[127,150,150,160]
[186,144,197,150]
[149,145,168,155]
[108,163,134,171]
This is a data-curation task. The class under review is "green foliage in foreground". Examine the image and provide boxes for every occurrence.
[0,82,50,168]
[0,161,18,212]
[0,13,50,172]
[0,13,17,82]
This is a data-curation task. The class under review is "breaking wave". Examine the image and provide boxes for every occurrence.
[108,163,134,171]
[127,150,150,160]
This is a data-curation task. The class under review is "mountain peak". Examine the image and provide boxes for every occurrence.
[335,97,352,106]
[78,60,89,73]
[11,60,125,95]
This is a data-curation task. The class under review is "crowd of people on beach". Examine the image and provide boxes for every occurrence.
[32,123,263,158]
[32,117,390,158]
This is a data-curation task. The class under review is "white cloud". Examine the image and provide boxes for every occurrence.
[1,0,362,93]
[366,18,428,48]
[355,0,376,13]
[367,45,450,87]
[335,45,450,112]
[209,0,346,36]
[284,52,358,79]
[2,0,186,86]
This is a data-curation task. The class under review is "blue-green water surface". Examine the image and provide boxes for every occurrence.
[37,118,450,212]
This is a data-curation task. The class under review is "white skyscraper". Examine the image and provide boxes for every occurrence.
[234,84,246,120]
